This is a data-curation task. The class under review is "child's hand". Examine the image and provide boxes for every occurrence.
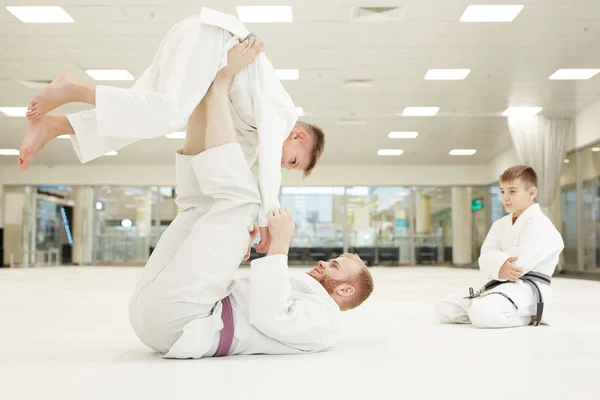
[243,225,259,261]
[498,257,522,282]
[254,226,272,254]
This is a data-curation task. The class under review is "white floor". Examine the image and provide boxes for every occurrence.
[0,266,599,400]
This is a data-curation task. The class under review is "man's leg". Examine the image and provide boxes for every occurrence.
[19,17,229,168]
[129,53,262,355]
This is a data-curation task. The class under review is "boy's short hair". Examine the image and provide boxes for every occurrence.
[296,121,325,178]
[499,165,538,188]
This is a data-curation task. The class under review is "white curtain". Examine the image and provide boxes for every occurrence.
[507,116,572,219]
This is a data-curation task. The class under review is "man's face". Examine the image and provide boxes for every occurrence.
[307,256,361,294]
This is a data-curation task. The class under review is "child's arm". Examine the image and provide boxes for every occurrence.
[478,221,512,280]
[503,219,564,276]
[249,53,298,251]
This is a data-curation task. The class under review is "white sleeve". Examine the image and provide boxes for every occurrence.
[250,54,298,226]
[504,219,565,276]
[248,255,341,351]
[478,221,512,281]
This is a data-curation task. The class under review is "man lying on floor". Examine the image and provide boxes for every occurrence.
[128,44,374,358]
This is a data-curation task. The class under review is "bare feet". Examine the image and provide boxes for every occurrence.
[27,73,80,120]
[19,115,67,170]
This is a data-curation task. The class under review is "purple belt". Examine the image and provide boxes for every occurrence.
[213,296,234,357]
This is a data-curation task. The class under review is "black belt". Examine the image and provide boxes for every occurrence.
[466,271,551,326]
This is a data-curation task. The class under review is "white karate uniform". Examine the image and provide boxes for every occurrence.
[128,143,341,358]
[435,203,564,328]
[67,7,297,226]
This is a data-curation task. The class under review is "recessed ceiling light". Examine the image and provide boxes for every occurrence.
[336,119,367,125]
[401,107,439,116]
[86,69,134,81]
[275,69,299,80]
[424,69,471,80]
[236,6,293,23]
[549,69,600,80]
[564,159,570,164]
[592,148,600,152]
[449,149,477,156]
[0,107,28,117]
[57,135,71,139]
[378,149,404,156]
[460,5,524,22]
[0,149,19,156]
[166,132,186,139]
[296,107,304,116]
[388,131,419,139]
[503,107,542,117]
[6,6,74,23]
[104,151,118,156]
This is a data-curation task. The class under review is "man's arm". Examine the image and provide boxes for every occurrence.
[247,208,341,351]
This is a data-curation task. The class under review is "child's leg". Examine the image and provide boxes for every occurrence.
[468,282,538,328]
[19,17,229,167]
[435,291,473,324]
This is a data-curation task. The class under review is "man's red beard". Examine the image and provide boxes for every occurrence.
[311,272,347,294]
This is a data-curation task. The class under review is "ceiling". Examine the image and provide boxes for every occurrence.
[2,0,600,169]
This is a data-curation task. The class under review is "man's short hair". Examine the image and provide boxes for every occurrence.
[499,165,538,189]
[340,253,374,311]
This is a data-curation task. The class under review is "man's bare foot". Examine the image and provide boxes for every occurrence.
[27,73,80,120]
[19,115,67,170]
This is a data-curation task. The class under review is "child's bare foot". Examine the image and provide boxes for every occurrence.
[19,115,67,170]
[27,73,80,120]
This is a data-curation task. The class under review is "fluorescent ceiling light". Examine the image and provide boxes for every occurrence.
[549,69,600,80]
[592,148,600,152]
[6,6,74,23]
[296,107,304,116]
[57,135,71,139]
[0,107,28,117]
[166,132,186,139]
[402,107,439,116]
[104,151,118,156]
[449,149,477,156]
[236,6,293,23]
[564,159,570,164]
[503,107,542,117]
[86,69,134,81]
[425,69,471,80]
[460,5,524,22]
[0,149,19,156]
[378,149,404,156]
[276,69,299,80]
[388,131,419,139]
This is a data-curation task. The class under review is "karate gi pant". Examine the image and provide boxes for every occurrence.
[67,16,233,162]
[434,280,550,328]
[128,143,260,354]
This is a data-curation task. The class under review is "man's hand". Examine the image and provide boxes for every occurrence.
[226,37,264,75]
[254,226,271,254]
[265,208,295,257]
[243,224,259,261]
[498,257,522,282]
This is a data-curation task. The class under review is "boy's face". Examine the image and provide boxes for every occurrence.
[281,129,313,172]
[500,178,537,215]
